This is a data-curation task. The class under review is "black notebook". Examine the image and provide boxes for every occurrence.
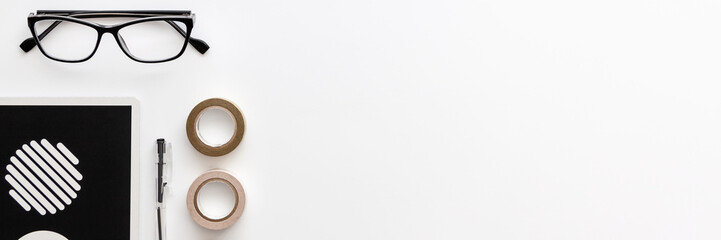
[0,98,139,240]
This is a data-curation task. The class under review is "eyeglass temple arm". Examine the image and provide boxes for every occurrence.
[166,20,209,54]
[37,10,191,15]
[20,21,210,54]
[20,20,62,52]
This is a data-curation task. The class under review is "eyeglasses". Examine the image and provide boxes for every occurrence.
[19,10,210,63]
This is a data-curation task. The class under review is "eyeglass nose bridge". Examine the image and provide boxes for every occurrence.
[94,24,127,38]
[91,26,134,60]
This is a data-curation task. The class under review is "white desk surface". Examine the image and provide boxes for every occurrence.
[2,0,721,239]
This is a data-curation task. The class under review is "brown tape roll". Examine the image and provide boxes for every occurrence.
[187,170,246,230]
[186,98,245,156]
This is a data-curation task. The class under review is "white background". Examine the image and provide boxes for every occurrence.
[2,0,721,239]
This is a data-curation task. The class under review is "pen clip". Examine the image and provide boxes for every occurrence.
[164,142,173,197]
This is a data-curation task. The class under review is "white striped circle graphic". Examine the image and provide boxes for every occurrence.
[4,139,82,215]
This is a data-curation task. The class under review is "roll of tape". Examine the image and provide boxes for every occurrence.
[187,170,246,230]
[186,98,245,156]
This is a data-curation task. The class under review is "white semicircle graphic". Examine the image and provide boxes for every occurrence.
[18,230,68,240]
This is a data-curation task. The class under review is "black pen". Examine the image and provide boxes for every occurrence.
[156,139,168,240]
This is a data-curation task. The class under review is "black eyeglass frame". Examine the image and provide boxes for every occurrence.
[20,10,210,63]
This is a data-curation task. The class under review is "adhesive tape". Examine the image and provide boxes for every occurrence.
[186,98,245,156]
[187,170,246,230]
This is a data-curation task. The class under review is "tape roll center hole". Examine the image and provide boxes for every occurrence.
[197,181,236,220]
[196,107,236,147]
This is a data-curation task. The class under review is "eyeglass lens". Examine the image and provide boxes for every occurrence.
[33,20,97,61]
[118,20,188,61]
